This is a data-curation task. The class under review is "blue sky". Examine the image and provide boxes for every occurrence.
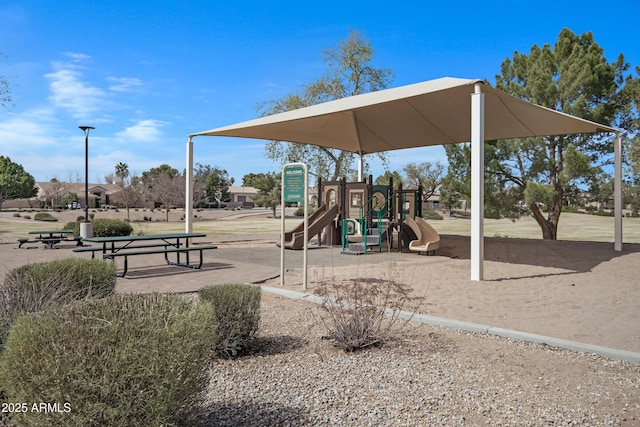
[1,0,639,184]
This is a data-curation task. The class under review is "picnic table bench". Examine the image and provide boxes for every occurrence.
[74,233,216,277]
[19,230,81,249]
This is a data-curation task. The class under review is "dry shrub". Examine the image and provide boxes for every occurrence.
[314,278,423,352]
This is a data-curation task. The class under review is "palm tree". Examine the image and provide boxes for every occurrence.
[114,162,131,219]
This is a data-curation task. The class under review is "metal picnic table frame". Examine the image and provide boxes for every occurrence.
[23,229,77,249]
[76,233,216,277]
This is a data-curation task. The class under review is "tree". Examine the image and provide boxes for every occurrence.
[374,170,404,186]
[114,162,139,219]
[443,143,472,214]
[1,53,13,110]
[194,163,234,207]
[243,172,280,217]
[402,162,444,202]
[492,28,637,239]
[39,178,69,209]
[0,156,37,210]
[260,30,393,180]
[141,164,184,221]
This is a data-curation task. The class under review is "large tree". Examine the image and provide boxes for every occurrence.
[141,164,184,221]
[403,161,444,202]
[491,28,637,239]
[0,156,37,210]
[260,30,393,180]
[194,163,234,206]
[243,172,280,217]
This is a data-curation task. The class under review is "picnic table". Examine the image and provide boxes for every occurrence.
[74,233,217,277]
[20,229,78,249]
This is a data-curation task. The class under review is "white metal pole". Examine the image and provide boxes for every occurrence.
[280,171,286,287]
[303,163,308,290]
[614,132,623,251]
[471,83,485,281]
[185,136,194,234]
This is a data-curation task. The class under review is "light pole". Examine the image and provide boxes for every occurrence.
[79,126,95,238]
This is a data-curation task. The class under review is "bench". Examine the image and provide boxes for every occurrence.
[73,242,178,258]
[18,235,83,249]
[102,245,218,277]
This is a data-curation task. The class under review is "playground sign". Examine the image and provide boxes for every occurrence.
[280,163,308,289]
[283,165,305,203]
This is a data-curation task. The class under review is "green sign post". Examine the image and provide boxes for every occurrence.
[280,163,308,289]
[283,165,305,203]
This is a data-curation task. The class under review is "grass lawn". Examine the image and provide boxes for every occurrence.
[2,210,639,244]
[429,212,640,243]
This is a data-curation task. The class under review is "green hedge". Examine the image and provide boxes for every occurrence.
[0,258,116,349]
[199,284,261,357]
[33,212,57,221]
[64,218,133,237]
[0,294,215,427]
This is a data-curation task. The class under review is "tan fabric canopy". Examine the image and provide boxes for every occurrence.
[191,77,616,154]
[187,76,622,281]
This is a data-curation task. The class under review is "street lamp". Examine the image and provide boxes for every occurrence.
[79,126,95,238]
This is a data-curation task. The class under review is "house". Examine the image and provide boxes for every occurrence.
[35,182,123,208]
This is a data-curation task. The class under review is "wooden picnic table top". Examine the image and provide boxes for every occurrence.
[81,233,206,243]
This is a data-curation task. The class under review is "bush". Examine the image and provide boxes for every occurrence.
[314,278,423,352]
[562,205,580,213]
[424,209,443,220]
[199,284,261,357]
[0,258,117,348]
[0,294,215,427]
[64,219,133,237]
[33,212,57,222]
[12,213,20,217]
[64,220,81,235]
[92,218,133,237]
[595,210,614,217]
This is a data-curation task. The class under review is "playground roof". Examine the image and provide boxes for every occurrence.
[188,76,622,281]
[190,77,616,155]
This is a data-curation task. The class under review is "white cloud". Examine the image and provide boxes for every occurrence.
[45,57,108,119]
[116,119,168,142]
[62,52,91,62]
[107,76,143,93]
[0,108,59,149]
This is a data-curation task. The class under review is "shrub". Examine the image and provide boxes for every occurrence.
[92,218,133,237]
[314,278,423,352]
[0,294,215,427]
[294,206,316,217]
[12,213,20,217]
[562,205,580,213]
[0,258,116,348]
[33,212,57,222]
[199,284,261,357]
[22,215,31,220]
[65,220,81,235]
[424,209,443,220]
[595,210,614,217]
[66,218,134,237]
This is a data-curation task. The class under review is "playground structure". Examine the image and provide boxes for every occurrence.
[281,175,441,255]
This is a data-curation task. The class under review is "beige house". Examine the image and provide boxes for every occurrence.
[228,186,258,206]
[35,182,123,208]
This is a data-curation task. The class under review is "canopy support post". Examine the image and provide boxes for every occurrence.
[471,83,485,281]
[352,111,364,181]
[614,132,623,251]
[185,136,194,234]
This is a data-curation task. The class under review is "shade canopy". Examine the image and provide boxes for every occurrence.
[187,76,622,281]
[191,77,616,154]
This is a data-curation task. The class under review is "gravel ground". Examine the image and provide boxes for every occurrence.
[198,292,640,427]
